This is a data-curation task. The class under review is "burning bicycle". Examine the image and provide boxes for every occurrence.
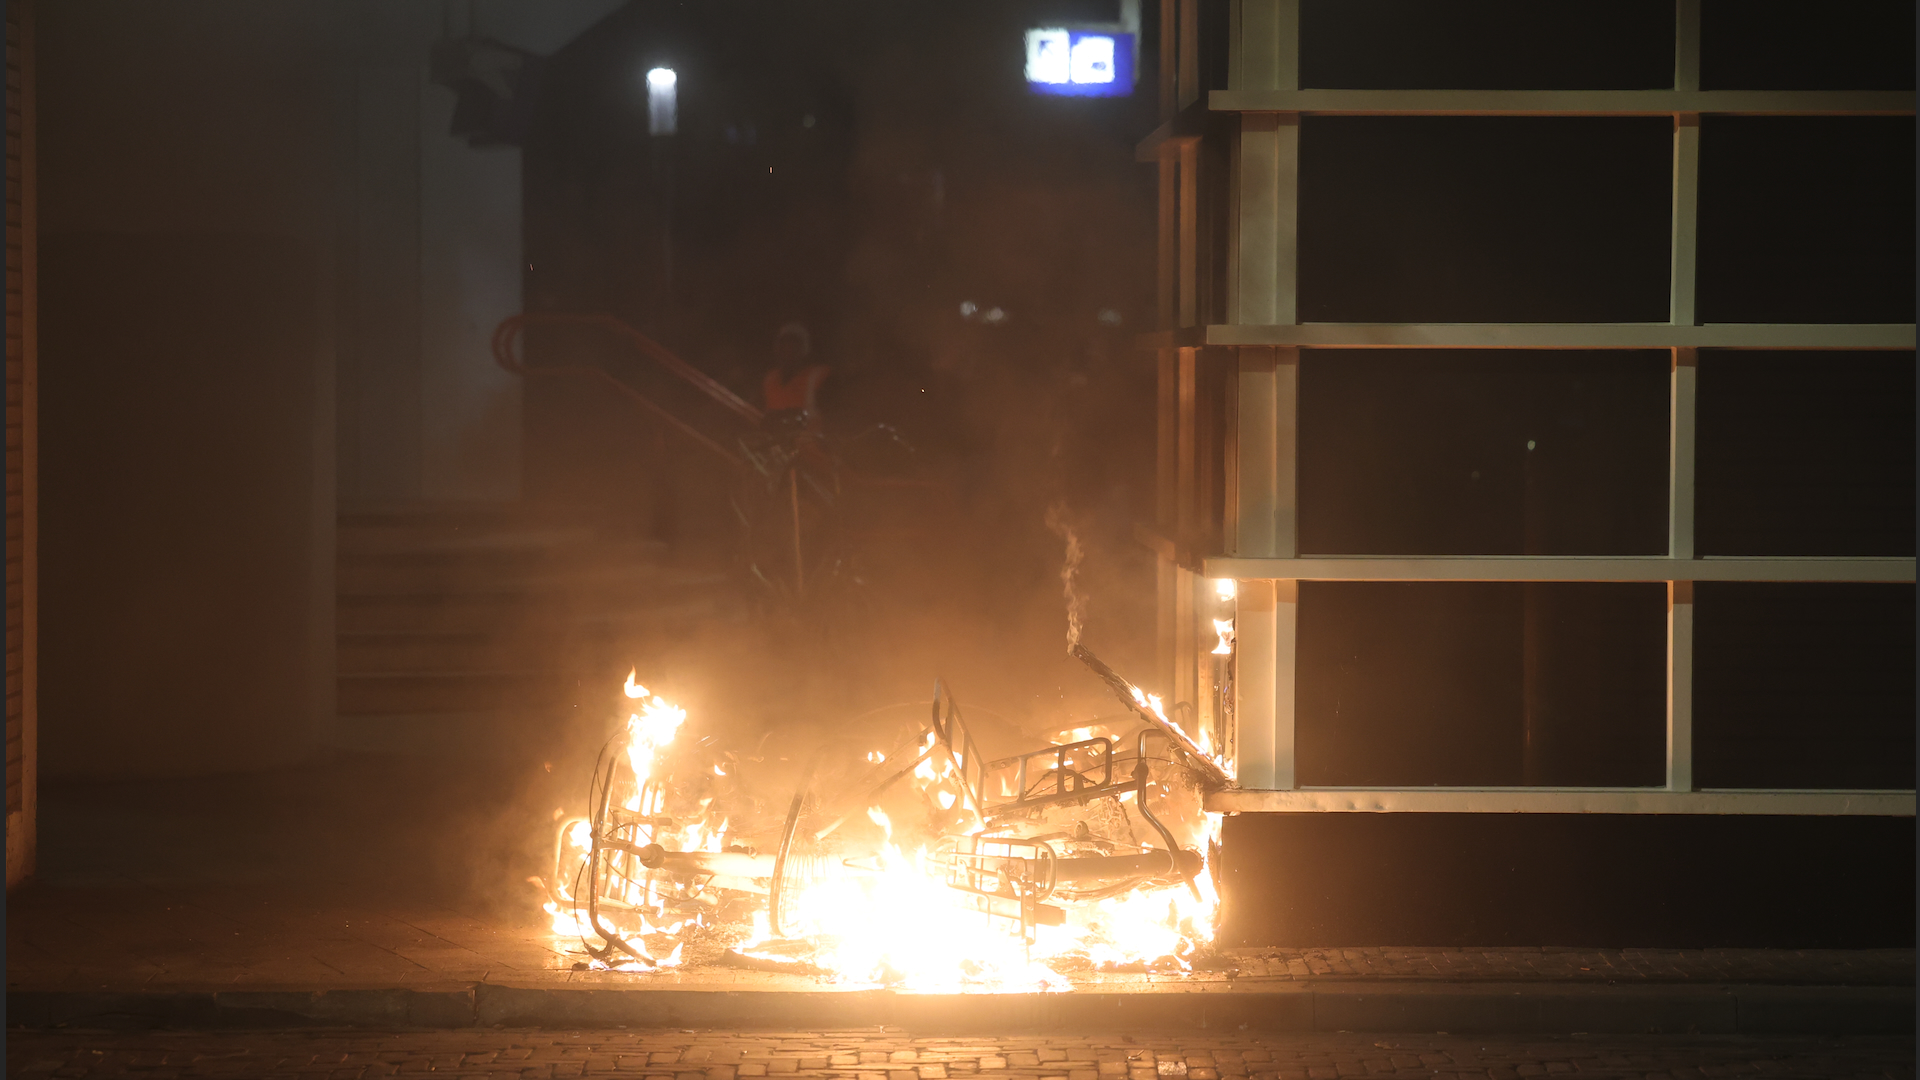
[541,646,1235,989]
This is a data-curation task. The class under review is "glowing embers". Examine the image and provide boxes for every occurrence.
[541,660,1230,989]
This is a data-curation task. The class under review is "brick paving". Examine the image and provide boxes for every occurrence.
[1211,948,1915,985]
[9,886,1911,993]
[7,1028,1912,1079]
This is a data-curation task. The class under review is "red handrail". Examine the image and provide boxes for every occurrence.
[493,312,763,425]
[493,310,959,511]
[491,312,748,468]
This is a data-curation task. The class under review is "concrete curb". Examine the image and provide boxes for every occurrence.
[8,982,1913,1035]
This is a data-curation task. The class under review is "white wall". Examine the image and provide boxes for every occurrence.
[418,92,524,500]
[354,0,627,504]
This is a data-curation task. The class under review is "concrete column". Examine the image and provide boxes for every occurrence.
[418,94,522,501]
[344,0,625,505]
[342,4,431,503]
[1223,0,1300,790]
[1667,580,1694,792]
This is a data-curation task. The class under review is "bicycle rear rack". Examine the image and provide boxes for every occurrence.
[931,835,1065,943]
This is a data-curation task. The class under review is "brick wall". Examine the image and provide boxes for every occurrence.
[6,0,26,814]
[5,0,32,886]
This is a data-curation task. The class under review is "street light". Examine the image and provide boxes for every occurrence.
[646,66,677,135]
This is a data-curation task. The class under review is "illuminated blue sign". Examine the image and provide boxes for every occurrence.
[1025,29,1135,98]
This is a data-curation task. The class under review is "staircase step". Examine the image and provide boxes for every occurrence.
[338,500,574,527]
[571,594,733,630]
[336,670,583,717]
[338,548,558,596]
[328,711,569,757]
[332,504,725,740]
[337,633,536,675]
[338,593,568,636]
[337,501,613,555]
[339,523,604,558]
[337,552,721,600]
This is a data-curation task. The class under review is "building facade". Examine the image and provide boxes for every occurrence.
[1150,0,1916,943]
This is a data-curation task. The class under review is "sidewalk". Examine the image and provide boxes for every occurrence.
[12,1026,1916,1079]
[8,882,1911,1034]
[11,758,1911,1035]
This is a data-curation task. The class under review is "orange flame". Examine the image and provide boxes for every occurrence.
[1211,618,1235,656]
[545,672,1228,988]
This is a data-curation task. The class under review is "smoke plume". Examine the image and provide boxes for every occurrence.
[1044,502,1085,652]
